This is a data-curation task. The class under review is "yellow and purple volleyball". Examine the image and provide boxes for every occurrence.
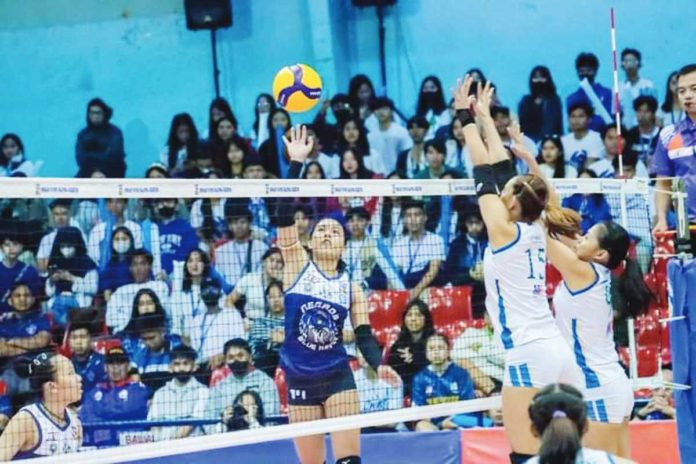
[272,64,323,113]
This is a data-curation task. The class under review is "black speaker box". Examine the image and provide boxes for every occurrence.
[184,0,233,30]
[352,0,397,6]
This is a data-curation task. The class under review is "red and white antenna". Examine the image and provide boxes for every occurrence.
[610,7,624,177]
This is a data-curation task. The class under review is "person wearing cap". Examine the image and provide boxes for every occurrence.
[36,199,83,274]
[129,313,183,391]
[75,97,126,178]
[366,97,412,174]
[0,228,42,313]
[204,338,280,434]
[79,346,150,447]
[67,321,107,393]
[147,344,209,441]
[225,247,283,323]
[214,202,269,287]
[187,277,245,372]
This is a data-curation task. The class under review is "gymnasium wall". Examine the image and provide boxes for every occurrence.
[0,0,693,178]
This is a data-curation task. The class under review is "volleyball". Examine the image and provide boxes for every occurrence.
[272,63,323,113]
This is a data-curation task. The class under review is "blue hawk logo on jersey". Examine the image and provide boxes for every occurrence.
[298,307,338,351]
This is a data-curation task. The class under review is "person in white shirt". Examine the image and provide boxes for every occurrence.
[249,93,276,149]
[366,97,412,173]
[656,71,685,126]
[536,135,578,179]
[337,117,385,176]
[619,48,658,129]
[159,113,199,174]
[396,116,429,179]
[87,198,143,269]
[36,199,84,274]
[148,345,209,441]
[391,200,444,299]
[561,102,604,171]
[491,106,538,174]
[415,76,452,140]
[590,125,649,179]
[353,351,403,430]
[106,249,169,333]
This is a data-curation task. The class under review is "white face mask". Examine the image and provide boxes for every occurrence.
[60,246,76,258]
[113,240,131,254]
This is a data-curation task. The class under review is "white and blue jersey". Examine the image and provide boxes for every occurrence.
[14,403,80,460]
[280,261,352,378]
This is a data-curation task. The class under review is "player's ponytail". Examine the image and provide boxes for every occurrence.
[544,204,582,239]
[528,384,587,464]
[597,221,652,318]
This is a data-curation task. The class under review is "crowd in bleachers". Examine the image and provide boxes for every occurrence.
[0,49,686,445]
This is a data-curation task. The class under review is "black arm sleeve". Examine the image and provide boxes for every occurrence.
[355,324,382,370]
[472,165,499,198]
[491,159,516,190]
[271,161,304,227]
[455,108,475,127]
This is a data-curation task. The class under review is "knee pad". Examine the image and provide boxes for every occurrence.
[509,452,534,464]
[335,456,361,464]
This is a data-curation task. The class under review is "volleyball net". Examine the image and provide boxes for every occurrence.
[0,176,670,462]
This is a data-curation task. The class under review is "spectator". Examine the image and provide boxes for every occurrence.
[366,97,412,173]
[129,313,183,391]
[536,134,577,179]
[147,344,208,441]
[205,338,280,433]
[635,368,675,420]
[119,288,169,352]
[349,74,376,123]
[87,198,143,271]
[313,94,356,155]
[36,199,78,273]
[98,226,135,302]
[242,156,267,179]
[415,75,451,139]
[222,389,266,432]
[45,226,98,326]
[67,321,107,393]
[148,199,199,276]
[566,53,613,132]
[412,334,475,431]
[258,108,292,178]
[619,48,658,129]
[0,230,42,313]
[79,347,150,447]
[491,106,537,172]
[425,171,473,246]
[561,101,604,170]
[210,117,255,176]
[220,139,248,179]
[248,280,285,377]
[146,162,169,179]
[187,277,245,370]
[215,202,269,287]
[0,283,51,396]
[171,248,232,340]
[372,172,406,245]
[451,312,505,389]
[249,93,276,149]
[204,97,235,141]
[562,169,613,233]
[353,350,403,430]
[592,125,649,179]
[226,247,283,326]
[656,71,685,126]
[391,200,444,298]
[75,98,126,178]
[190,197,228,245]
[434,98,457,141]
[415,139,451,180]
[291,205,312,249]
[160,113,199,174]
[0,133,41,177]
[625,95,660,166]
[106,249,169,333]
[344,207,404,291]
[337,117,383,176]
[518,66,563,142]
[396,116,429,179]
[445,117,473,177]
[387,299,434,396]
[338,148,377,180]
[443,209,488,317]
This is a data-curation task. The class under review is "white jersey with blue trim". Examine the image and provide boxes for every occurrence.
[483,221,559,350]
[14,403,80,459]
[525,447,620,463]
[553,263,624,388]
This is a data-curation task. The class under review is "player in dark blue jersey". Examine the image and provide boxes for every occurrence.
[276,126,384,464]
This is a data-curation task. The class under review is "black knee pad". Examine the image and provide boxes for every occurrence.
[335,456,361,464]
[509,452,534,464]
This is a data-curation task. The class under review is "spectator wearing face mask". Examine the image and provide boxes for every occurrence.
[415,76,451,140]
[75,98,126,178]
[98,226,135,302]
[147,199,199,277]
[566,53,613,132]
[518,66,563,142]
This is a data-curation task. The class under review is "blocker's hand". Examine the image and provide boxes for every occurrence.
[475,81,495,119]
[451,74,475,111]
[282,124,314,163]
[507,121,534,162]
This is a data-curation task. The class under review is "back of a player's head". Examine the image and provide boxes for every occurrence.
[508,174,548,224]
[528,383,587,464]
[24,351,58,394]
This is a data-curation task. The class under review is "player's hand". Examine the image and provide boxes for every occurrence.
[377,365,402,387]
[475,81,495,119]
[282,125,314,163]
[451,75,475,111]
[508,124,534,162]
[652,218,669,236]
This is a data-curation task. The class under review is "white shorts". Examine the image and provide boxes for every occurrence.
[503,335,580,388]
[584,374,634,424]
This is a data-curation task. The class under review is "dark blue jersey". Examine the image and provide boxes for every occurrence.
[280,262,352,377]
[71,351,107,393]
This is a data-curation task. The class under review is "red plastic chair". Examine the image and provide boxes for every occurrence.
[368,290,409,346]
[429,286,473,340]
[274,367,289,415]
[636,313,660,346]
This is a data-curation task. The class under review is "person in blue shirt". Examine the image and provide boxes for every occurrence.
[0,283,52,396]
[98,226,135,302]
[0,393,10,433]
[561,169,613,233]
[79,346,150,447]
[150,199,199,276]
[128,313,182,392]
[412,333,475,431]
[566,53,613,132]
[0,229,42,313]
[67,321,107,394]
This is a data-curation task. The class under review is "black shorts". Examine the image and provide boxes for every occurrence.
[285,363,357,406]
